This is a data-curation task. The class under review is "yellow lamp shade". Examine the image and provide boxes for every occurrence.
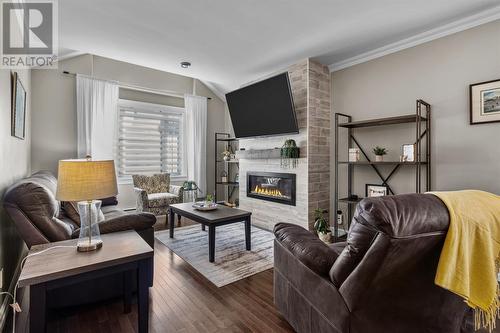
[56,159,118,202]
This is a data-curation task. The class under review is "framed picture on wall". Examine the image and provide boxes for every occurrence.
[365,184,388,198]
[470,79,500,125]
[11,72,27,139]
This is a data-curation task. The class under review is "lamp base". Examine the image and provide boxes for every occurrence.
[77,239,103,252]
[77,200,104,252]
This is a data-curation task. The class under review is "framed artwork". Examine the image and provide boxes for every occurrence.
[402,144,415,162]
[470,79,500,125]
[11,72,27,139]
[366,184,388,198]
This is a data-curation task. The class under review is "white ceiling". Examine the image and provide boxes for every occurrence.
[59,0,500,94]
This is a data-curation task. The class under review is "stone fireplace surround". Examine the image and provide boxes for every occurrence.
[237,59,331,231]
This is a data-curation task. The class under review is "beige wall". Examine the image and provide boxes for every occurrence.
[331,19,500,201]
[0,69,30,327]
[31,54,227,208]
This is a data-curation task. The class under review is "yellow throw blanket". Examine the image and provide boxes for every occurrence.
[431,190,500,332]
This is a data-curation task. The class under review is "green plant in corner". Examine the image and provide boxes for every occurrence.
[313,208,330,234]
[280,139,300,168]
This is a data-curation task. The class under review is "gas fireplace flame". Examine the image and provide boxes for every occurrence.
[253,185,284,197]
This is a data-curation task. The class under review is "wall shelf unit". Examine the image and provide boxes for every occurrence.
[215,133,239,207]
[334,100,431,241]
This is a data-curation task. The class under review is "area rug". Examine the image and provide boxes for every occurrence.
[155,223,274,287]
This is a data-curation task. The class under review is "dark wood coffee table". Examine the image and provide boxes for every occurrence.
[169,203,252,262]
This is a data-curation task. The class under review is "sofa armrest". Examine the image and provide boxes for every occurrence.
[134,187,149,211]
[99,212,156,234]
[168,184,184,202]
[274,223,340,277]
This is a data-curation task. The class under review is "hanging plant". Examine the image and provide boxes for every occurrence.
[280,139,300,168]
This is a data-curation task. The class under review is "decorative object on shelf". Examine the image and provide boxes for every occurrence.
[182,180,199,202]
[56,157,118,252]
[314,208,331,243]
[234,173,239,183]
[373,146,388,162]
[11,72,27,139]
[348,148,360,162]
[366,184,388,198]
[220,170,228,183]
[402,144,415,162]
[280,139,300,168]
[222,149,232,161]
[470,79,500,125]
[336,210,344,226]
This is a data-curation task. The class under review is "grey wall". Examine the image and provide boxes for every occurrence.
[0,69,31,327]
[331,19,500,199]
[31,54,227,208]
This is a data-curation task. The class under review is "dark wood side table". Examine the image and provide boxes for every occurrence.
[169,203,252,262]
[18,231,153,333]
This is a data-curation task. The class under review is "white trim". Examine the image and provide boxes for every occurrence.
[198,80,227,102]
[329,5,500,72]
[56,51,86,62]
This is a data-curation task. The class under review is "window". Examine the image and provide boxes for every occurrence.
[117,99,185,183]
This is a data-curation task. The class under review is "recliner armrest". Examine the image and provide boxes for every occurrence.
[274,223,340,277]
[71,212,156,238]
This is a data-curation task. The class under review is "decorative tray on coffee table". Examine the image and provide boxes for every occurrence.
[192,202,218,211]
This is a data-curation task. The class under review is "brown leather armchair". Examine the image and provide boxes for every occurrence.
[274,193,479,333]
[2,171,156,307]
[3,171,156,248]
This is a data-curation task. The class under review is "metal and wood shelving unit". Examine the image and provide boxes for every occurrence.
[334,100,431,241]
[215,132,239,207]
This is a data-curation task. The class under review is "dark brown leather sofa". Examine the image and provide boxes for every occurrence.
[3,171,156,307]
[274,193,479,333]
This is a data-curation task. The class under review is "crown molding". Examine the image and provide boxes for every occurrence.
[199,79,227,102]
[329,5,500,72]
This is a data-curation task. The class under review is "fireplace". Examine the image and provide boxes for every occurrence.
[247,172,296,206]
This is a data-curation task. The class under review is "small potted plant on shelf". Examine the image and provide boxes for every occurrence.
[314,208,332,243]
[373,146,388,162]
[280,139,300,168]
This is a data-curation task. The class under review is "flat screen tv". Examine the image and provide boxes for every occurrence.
[226,73,298,138]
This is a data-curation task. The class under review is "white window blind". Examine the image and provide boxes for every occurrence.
[117,99,185,181]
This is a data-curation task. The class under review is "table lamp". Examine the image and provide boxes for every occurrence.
[56,158,118,252]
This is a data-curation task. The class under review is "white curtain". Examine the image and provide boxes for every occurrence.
[185,94,207,195]
[76,75,119,160]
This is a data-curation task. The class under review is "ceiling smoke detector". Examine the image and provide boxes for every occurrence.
[180,61,191,68]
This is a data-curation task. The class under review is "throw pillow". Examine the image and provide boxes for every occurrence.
[62,201,105,227]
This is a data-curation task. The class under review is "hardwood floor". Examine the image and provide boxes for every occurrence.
[45,235,294,332]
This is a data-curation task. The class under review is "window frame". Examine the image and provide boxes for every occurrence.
[116,99,187,185]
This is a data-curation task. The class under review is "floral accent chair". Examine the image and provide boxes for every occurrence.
[132,174,184,216]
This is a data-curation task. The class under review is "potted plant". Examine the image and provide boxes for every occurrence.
[313,208,332,243]
[280,139,300,168]
[205,193,214,204]
[373,146,388,162]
